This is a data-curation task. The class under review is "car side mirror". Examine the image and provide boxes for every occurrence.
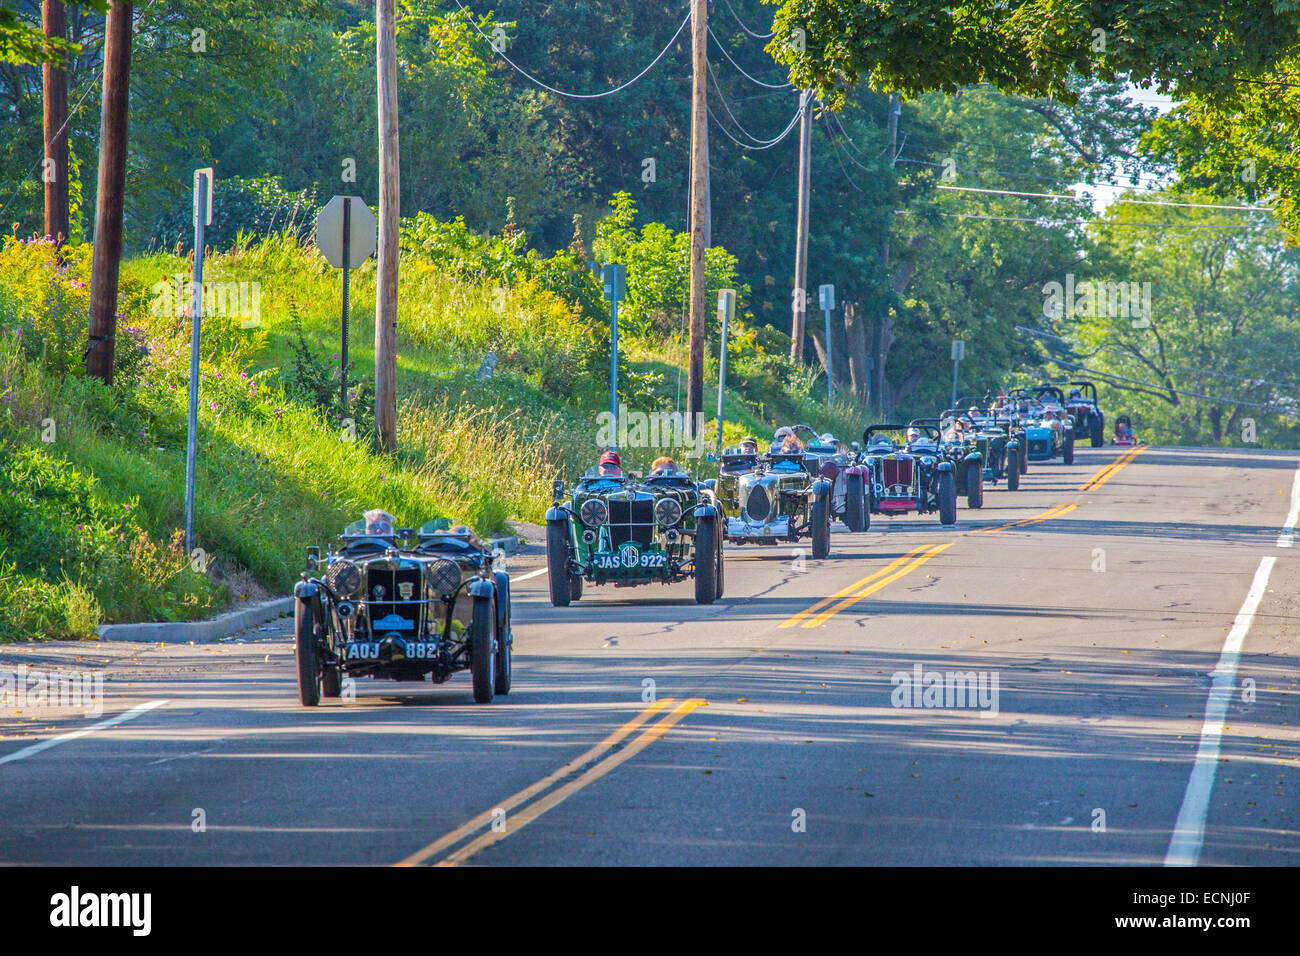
[553,478,564,500]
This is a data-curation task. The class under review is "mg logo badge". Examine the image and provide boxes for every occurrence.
[618,542,641,567]
[398,581,414,600]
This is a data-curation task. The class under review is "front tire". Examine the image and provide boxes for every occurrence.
[494,609,512,697]
[470,596,496,704]
[715,531,725,599]
[694,518,718,605]
[546,519,572,607]
[810,493,830,559]
[965,461,983,509]
[294,599,321,707]
[938,470,957,525]
[569,574,583,602]
[1090,416,1104,447]
[1063,431,1075,465]
[1006,447,1021,491]
[845,472,866,532]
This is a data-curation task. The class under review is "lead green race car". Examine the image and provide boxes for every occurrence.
[545,451,725,606]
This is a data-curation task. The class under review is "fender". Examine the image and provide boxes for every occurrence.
[962,451,982,465]
[545,506,571,523]
[493,570,511,632]
[811,477,832,498]
[699,478,717,492]
[1006,438,1021,452]
[844,463,867,477]
[468,578,495,600]
[934,461,954,474]
[693,502,718,520]
[294,580,320,600]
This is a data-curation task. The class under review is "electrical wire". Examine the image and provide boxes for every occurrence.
[1047,357,1298,412]
[934,183,1270,213]
[707,25,791,89]
[708,102,802,150]
[1016,325,1300,391]
[706,58,798,145]
[893,209,1261,229]
[718,0,776,39]
[449,0,691,100]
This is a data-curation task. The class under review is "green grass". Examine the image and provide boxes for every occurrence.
[0,233,866,636]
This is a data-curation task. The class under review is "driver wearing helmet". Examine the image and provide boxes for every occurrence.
[597,450,623,477]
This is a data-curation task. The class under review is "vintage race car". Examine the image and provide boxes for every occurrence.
[915,417,984,508]
[1010,387,1076,464]
[943,408,1023,491]
[1112,414,1137,446]
[1057,380,1106,447]
[717,436,833,556]
[799,427,868,531]
[546,465,723,605]
[859,424,957,525]
[292,519,512,706]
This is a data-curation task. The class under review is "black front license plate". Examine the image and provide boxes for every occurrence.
[342,641,440,661]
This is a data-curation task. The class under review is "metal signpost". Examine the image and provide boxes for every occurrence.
[316,196,378,416]
[183,168,213,556]
[602,263,626,445]
[818,284,835,408]
[951,339,965,407]
[715,289,735,459]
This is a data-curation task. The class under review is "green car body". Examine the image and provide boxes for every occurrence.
[545,467,724,606]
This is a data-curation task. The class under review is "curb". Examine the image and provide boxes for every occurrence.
[96,596,294,643]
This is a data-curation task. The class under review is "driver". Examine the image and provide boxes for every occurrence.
[650,455,677,475]
[597,450,623,477]
[906,427,921,443]
[739,436,759,455]
[774,427,803,454]
[364,509,395,535]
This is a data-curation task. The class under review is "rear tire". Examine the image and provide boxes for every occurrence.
[470,596,496,704]
[715,531,725,599]
[569,574,583,602]
[694,518,718,605]
[546,519,571,607]
[1019,442,1029,474]
[810,494,830,559]
[321,666,341,698]
[938,470,957,525]
[1063,431,1075,465]
[294,600,320,707]
[844,472,866,532]
[966,461,983,509]
[1006,448,1021,491]
[494,601,512,696]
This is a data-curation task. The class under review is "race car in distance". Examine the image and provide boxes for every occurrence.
[1056,381,1106,447]
[293,516,513,706]
[943,407,1023,491]
[1010,386,1076,465]
[915,416,984,508]
[717,430,833,557]
[800,427,869,532]
[546,454,723,606]
[859,423,958,525]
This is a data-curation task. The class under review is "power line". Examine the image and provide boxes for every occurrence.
[708,101,801,150]
[706,58,797,145]
[934,183,1271,213]
[1048,357,1298,413]
[893,209,1261,229]
[707,25,791,89]
[450,0,691,100]
[1017,325,1300,390]
[718,0,775,39]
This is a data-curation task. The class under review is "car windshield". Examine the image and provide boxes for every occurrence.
[418,518,453,535]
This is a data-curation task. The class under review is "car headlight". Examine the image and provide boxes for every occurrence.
[579,499,608,527]
[326,560,362,597]
[654,497,682,527]
[422,558,462,599]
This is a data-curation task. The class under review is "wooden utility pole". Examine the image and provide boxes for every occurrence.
[86,0,132,385]
[685,0,708,434]
[789,89,812,363]
[42,0,69,245]
[872,91,901,415]
[374,0,400,452]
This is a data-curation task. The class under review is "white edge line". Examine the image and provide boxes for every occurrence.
[1278,459,1300,547]
[0,699,169,766]
[510,568,548,583]
[1164,556,1276,866]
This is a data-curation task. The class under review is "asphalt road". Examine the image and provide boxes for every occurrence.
[1,444,1297,866]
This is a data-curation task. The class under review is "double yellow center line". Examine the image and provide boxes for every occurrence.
[973,501,1080,534]
[396,697,703,867]
[779,542,954,629]
[1081,444,1145,491]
